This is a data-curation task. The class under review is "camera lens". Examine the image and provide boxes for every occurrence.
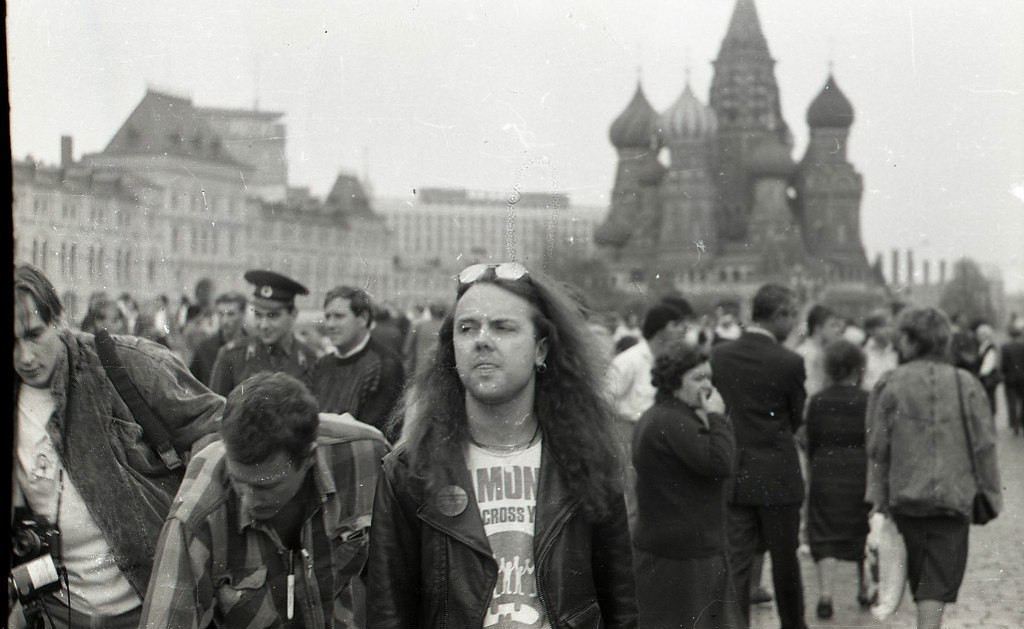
[12,530,42,558]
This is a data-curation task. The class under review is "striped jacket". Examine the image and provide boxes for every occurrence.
[139,413,389,629]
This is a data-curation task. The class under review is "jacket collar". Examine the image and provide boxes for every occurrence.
[415,442,581,558]
[743,325,778,343]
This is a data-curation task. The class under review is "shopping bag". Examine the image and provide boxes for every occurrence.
[864,512,906,620]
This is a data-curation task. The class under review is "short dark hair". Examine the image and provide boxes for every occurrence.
[651,340,708,396]
[215,291,248,312]
[824,339,866,384]
[751,283,794,323]
[324,285,373,326]
[897,306,951,360]
[14,264,64,325]
[660,295,694,320]
[642,304,685,340]
[806,304,837,337]
[220,372,320,466]
[863,310,890,334]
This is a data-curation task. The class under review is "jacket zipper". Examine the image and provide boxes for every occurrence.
[535,503,578,629]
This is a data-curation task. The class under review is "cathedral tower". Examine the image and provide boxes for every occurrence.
[658,82,718,266]
[595,81,661,252]
[796,73,871,281]
[709,0,790,244]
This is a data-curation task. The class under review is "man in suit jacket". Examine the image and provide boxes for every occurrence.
[711,283,808,629]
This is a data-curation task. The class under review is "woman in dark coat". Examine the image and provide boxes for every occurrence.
[806,339,871,619]
[632,340,742,628]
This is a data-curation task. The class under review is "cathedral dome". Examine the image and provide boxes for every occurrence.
[806,74,854,128]
[609,83,659,149]
[661,84,717,141]
[747,139,795,178]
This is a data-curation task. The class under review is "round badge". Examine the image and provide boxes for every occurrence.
[436,485,469,517]
[259,285,274,298]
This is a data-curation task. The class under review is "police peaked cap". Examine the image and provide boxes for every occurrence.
[244,270,309,307]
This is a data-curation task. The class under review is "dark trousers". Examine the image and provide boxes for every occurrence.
[728,503,807,629]
[1006,383,1024,433]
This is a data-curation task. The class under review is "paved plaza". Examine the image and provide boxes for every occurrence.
[751,390,1024,629]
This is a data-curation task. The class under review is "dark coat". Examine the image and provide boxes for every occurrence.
[366,445,638,629]
[208,333,316,396]
[710,331,807,506]
[188,329,244,386]
[1001,338,1024,387]
[632,395,735,559]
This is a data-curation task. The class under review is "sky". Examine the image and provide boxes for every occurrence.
[8,0,1024,292]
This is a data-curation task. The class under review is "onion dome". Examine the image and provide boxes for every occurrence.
[661,84,718,141]
[609,83,659,149]
[746,139,795,178]
[806,74,854,128]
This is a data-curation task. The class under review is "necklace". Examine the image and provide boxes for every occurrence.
[468,423,541,452]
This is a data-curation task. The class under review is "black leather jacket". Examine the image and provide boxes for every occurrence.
[366,444,638,628]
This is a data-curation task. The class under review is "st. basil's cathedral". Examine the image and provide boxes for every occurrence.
[595,0,888,314]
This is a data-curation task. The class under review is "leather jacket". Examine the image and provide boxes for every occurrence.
[366,444,638,628]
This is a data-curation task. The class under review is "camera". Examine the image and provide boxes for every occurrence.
[9,507,63,613]
[11,507,61,562]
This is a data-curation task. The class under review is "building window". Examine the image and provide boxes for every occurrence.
[40,241,48,272]
[70,244,77,279]
[148,259,157,282]
[126,126,141,147]
[88,246,95,275]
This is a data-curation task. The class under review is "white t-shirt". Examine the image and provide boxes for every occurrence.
[15,384,141,615]
[466,440,551,629]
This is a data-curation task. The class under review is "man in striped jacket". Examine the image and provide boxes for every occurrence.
[139,371,389,628]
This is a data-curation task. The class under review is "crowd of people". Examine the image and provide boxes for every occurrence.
[10,259,1017,629]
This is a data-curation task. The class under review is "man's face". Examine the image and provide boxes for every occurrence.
[324,297,369,354]
[769,301,799,342]
[226,449,313,522]
[15,299,65,389]
[217,302,244,339]
[249,302,295,346]
[453,283,547,407]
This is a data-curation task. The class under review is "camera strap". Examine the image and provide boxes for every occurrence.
[94,330,183,472]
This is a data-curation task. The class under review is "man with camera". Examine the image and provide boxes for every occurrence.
[11,264,224,629]
[139,371,389,628]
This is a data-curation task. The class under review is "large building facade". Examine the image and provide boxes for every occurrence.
[376,188,605,307]
[13,89,391,320]
[595,0,887,316]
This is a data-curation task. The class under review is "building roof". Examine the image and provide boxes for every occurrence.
[661,84,717,141]
[806,74,855,128]
[326,173,374,217]
[718,0,769,58]
[609,82,659,149]
[101,89,249,168]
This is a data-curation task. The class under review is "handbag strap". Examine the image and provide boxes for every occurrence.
[953,368,981,485]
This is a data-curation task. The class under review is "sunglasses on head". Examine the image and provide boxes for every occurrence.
[456,262,529,286]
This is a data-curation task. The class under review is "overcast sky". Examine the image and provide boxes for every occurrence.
[8,0,1024,292]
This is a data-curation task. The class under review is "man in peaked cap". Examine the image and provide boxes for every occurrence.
[208,270,318,396]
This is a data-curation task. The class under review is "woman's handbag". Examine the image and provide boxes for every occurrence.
[954,370,998,525]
